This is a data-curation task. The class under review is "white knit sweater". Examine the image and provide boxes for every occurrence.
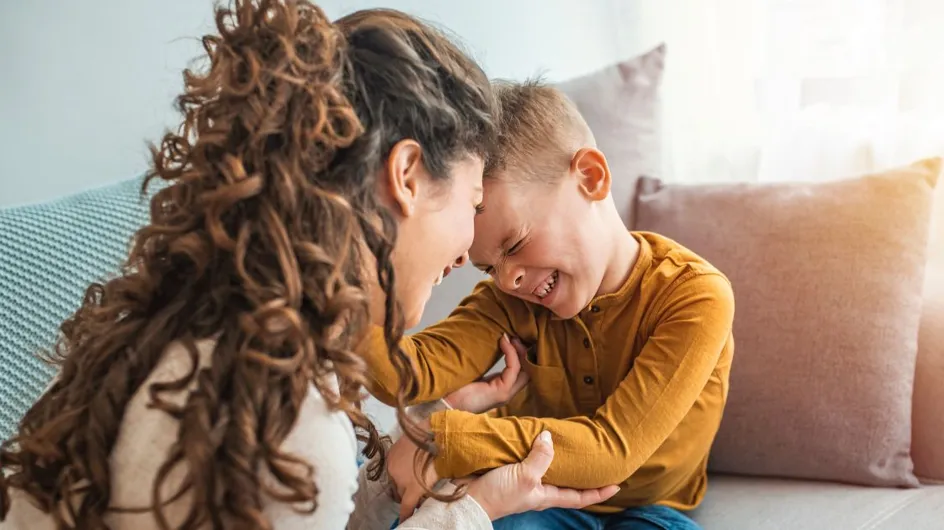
[0,340,489,530]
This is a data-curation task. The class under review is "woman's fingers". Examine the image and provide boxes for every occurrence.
[519,431,554,486]
[498,334,521,390]
[538,484,621,511]
[496,334,530,401]
[508,368,531,397]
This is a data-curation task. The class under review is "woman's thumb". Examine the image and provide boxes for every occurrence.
[521,431,554,478]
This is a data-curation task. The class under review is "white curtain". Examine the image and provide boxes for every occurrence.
[629,0,944,185]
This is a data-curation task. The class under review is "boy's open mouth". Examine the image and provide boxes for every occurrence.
[533,270,558,299]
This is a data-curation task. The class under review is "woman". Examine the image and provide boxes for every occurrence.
[0,1,615,529]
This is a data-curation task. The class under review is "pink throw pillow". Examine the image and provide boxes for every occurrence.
[632,159,941,487]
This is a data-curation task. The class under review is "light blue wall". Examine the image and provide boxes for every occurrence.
[0,0,655,430]
[0,1,212,207]
[0,0,654,208]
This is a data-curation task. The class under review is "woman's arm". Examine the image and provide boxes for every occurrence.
[395,483,491,530]
[260,384,362,530]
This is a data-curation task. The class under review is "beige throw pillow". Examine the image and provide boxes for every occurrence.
[913,180,944,483]
[557,43,664,225]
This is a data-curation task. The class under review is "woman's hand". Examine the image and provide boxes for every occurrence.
[464,431,621,521]
[444,333,530,414]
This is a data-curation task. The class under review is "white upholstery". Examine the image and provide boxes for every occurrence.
[692,475,944,529]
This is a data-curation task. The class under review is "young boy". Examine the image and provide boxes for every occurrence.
[360,80,734,529]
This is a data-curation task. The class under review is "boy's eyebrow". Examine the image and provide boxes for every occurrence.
[470,232,515,271]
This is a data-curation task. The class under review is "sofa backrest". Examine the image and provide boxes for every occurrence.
[0,177,150,441]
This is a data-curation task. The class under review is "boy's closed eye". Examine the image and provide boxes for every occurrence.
[474,232,529,276]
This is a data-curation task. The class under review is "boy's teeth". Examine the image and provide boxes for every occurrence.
[434,270,444,286]
[535,271,558,298]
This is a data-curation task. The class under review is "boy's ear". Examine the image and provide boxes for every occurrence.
[381,139,424,217]
[570,147,611,201]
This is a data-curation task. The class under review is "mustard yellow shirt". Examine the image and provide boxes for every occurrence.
[360,232,735,512]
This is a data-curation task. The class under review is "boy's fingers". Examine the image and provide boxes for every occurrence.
[452,477,474,488]
[399,490,422,523]
[510,336,528,354]
[513,342,536,377]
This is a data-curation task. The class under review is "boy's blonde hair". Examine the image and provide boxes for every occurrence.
[486,78,595,182]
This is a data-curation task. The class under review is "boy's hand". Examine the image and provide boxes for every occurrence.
[444,334,530,414]
[386,423,440,523]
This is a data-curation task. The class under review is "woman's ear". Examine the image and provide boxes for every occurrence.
[570,147,611,201]
[381,139,424,217]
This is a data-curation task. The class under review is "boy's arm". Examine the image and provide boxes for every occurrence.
[358,280,529,406]
[428,273,734,489]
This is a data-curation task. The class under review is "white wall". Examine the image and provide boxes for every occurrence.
[0,0,659,430]
[0,0,658,208]
[0,1,212,207]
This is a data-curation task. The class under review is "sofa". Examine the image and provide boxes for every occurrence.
[2,165,943,529]
[3,47,944,530]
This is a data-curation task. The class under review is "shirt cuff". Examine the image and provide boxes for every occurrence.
[388,399,452,442]
[430,410,453,478]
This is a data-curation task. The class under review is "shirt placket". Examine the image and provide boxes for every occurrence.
[573,305,603,409]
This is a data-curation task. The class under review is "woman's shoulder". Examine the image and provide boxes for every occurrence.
[106,339,359,527]
[261,370,360,527]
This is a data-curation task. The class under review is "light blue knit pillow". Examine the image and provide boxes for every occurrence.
[0,177,151,441]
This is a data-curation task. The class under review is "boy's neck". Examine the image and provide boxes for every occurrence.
[596,215,640,297]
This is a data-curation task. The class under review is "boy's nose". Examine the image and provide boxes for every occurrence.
[454,252,469,268]
[499,265,525,292]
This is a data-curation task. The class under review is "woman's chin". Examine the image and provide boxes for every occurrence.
[402,298,428,330]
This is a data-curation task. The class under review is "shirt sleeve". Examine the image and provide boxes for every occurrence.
[428,273,735,489]
[356,281,531,406]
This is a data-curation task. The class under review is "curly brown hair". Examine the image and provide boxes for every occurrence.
[0,1,495,528]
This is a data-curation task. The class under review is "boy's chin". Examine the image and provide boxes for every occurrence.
[554,292,599,320]
[551,308,580,320]
[548,300,583,320]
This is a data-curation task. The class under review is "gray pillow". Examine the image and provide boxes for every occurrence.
[557,43,665,225]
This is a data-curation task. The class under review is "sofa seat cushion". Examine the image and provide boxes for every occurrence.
[693,475,944,529]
